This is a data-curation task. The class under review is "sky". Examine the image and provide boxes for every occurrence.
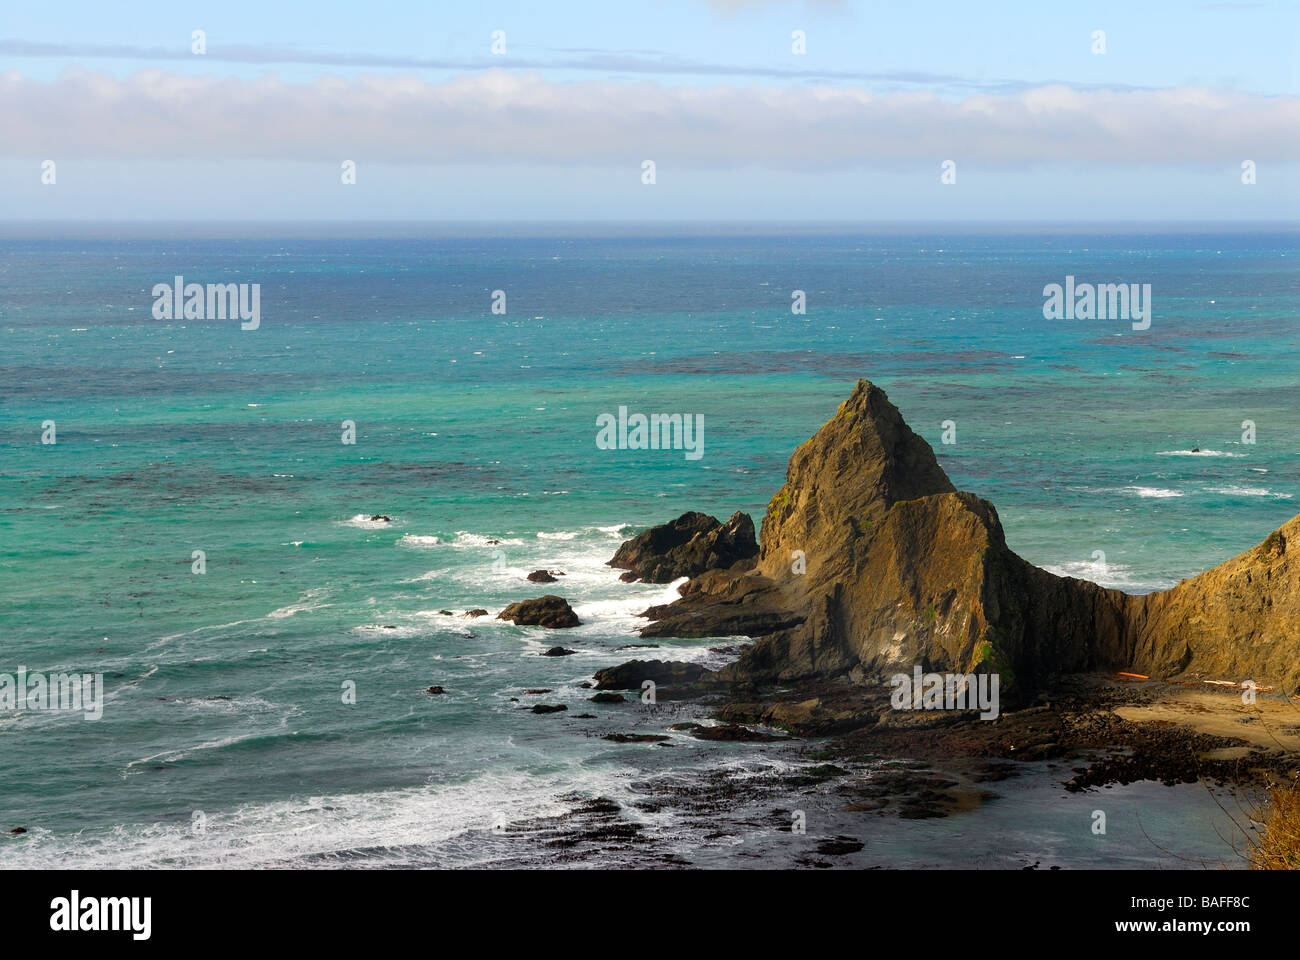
[1,0,1297,220]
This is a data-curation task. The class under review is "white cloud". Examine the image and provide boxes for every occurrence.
[2,68,1295,168]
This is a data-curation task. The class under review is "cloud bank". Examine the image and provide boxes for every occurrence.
[2,68,1295,169]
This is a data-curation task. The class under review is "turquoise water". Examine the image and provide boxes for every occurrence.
[1,224,1295,867]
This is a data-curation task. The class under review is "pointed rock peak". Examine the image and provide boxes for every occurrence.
[759,379,957,572]
[801,378,954,500]
[839,378,884,412]
[832,380,949,483]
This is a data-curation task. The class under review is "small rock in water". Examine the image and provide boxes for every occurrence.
[498,595,581,629]
[532,703,568,714]
[542,646,577,657]
[425,686,446,695]
[593,660,707,690]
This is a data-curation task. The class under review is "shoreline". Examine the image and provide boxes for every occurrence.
[471,667,1283,868]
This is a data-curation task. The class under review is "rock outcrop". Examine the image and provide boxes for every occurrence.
[629,379,1300,697]
[608,511,758,583]
[498,595,581,629]
[592,659,708,691]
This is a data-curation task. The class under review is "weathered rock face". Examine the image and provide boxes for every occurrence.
[635,379,1300,697]
[498,595,581,629]
[1126,518,1300,692]
[608,511,758,583]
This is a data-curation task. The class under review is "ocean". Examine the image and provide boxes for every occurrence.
[1,223,1296,868]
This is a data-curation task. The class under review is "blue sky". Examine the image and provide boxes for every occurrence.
[1,0,1297,219]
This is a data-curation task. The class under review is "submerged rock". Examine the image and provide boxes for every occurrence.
[817,837,864,856]
[498,595,581,629]
[692,724,784,743]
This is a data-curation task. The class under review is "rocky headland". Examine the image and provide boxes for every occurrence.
[593,379,1300,794]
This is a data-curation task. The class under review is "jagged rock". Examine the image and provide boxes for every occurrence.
[608,511,758,583]
[461,609,489,619]
[527,570,563,583]
[592,660,708,691]
[497,595,581,629]
[626,379,1300,698]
